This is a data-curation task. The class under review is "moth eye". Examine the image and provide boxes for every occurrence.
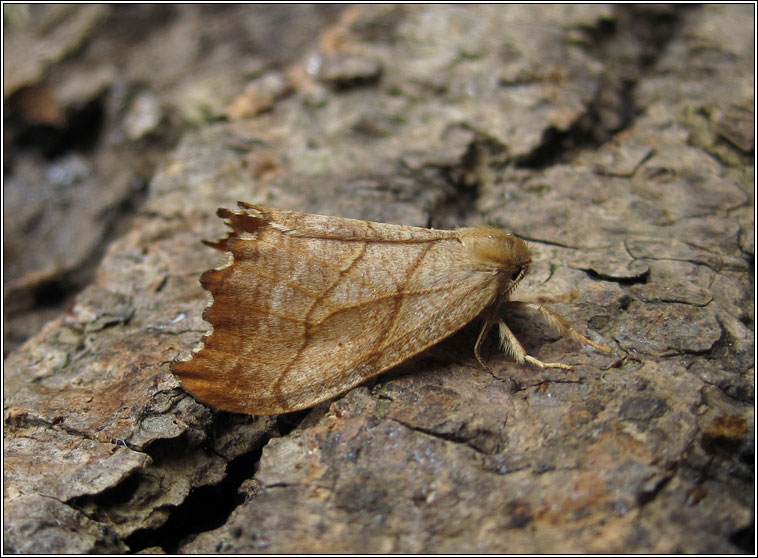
[511,269,522,281]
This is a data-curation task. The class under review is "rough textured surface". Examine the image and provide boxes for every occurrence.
[3,3,344,355]
[3,4,753,554]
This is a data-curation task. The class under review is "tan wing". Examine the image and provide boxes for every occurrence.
[172,204,502,414]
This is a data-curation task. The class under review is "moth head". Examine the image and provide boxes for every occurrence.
[461,227,532,298]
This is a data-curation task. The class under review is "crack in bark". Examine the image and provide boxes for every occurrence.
[124,409,311,552]
[516,5,683,169]
[389,417,496,455]
[637,469,676,507]
[582,267,649,285]
[121,430,270,552]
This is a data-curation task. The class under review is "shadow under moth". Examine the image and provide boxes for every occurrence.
[172,203,611,415]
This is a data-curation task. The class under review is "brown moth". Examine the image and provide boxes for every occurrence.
[171,203,611,415]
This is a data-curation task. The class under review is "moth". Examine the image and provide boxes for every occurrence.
[172,203,611,415]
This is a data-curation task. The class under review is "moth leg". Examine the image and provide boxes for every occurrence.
[474,319,495,372]
[513,289,578,305]
[505,302,612,353]
[497,319,573,370]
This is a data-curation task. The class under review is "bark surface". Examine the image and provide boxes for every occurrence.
[4,5,753,554]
